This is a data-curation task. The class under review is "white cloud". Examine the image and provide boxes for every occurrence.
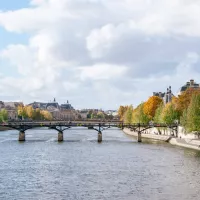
[1,0,200,109]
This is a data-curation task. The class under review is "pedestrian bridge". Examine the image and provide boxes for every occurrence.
[0,120,178,142]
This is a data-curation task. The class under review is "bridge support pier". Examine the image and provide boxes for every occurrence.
[58,131,63,142]
[98,131,102,143]
[138,132,142,143]
[19,131,25,141]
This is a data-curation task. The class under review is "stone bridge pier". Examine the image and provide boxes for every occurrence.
[19,131,25,141]
[98,131,102,143]
[138,132,142,142]
[58,131,63,142]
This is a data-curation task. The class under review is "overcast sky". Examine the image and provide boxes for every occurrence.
[0,0,200,110]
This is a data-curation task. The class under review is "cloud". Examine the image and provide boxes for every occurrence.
[1,0,200,109]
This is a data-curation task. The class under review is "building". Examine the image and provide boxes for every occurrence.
[153,86,174,104]
[180,79,200,94]
[0,101,23,119]
[28,98,78,120]
[78,110,88,119]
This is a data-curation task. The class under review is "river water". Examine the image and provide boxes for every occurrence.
[0,128,200,200]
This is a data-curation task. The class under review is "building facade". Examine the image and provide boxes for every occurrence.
[28,99,78,120]
[0,101,23,119]
[153,86,174,104]
[180,79,200,94]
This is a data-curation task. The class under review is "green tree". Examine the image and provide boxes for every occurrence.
[180,108,188,128]
[161,103,179,124]
[186,94,200,132]
[0,109,8,122]
[132,103,150,123]
[154,103,164,123]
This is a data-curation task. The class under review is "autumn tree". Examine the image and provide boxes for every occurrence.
[173,88,200,114]
[25,106,34,119]
[40,110,53,120]
[18,105,26,119]
[124,105,133,124]
[33,108,42,120]
[143,96,163,119]
[118,105,128,121]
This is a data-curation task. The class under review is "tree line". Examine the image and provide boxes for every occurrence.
[0,105,53,122]
[18,105,53,120]
[118,88,200,132]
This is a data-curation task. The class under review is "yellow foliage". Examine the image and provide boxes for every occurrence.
[143,96,163,119]
[118,105,128,121]
[40,110,53,120]
[173,88,200,114]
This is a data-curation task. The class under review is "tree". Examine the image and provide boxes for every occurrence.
[180,108,188,128]
[25,106,34,119]
[97,112,105,119]
[118,105,128,121]
[132,103,150,123]
[161,103,180,124]
[0,109,8,122]
[143,96,163,119]
[40,110,53,120]
[173,88,200,114]
[33,108,42,120]
[124,105,133,124]
[154,102,164,123]
[185,94,200,132]
[17,105,28,119]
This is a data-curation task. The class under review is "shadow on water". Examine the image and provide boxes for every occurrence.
[184,148,200,157]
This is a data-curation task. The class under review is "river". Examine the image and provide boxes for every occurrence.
[0,128,200,200]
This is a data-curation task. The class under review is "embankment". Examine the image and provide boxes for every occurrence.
[123,128,200,151]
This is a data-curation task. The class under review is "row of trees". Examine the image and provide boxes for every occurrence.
[118,88,200,132]
[0,109,8,122]
[18,105,53,120]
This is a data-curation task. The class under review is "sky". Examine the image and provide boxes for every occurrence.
[1,0,200,110]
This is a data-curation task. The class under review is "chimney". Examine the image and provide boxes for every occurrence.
[190,79,194,86]
[169,86,171,93]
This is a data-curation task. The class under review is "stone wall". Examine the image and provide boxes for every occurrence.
[144,126,199,139]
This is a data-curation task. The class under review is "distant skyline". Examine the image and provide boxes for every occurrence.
[1,0,200,110]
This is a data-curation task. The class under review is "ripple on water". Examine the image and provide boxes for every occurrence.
[0,129,200,200]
